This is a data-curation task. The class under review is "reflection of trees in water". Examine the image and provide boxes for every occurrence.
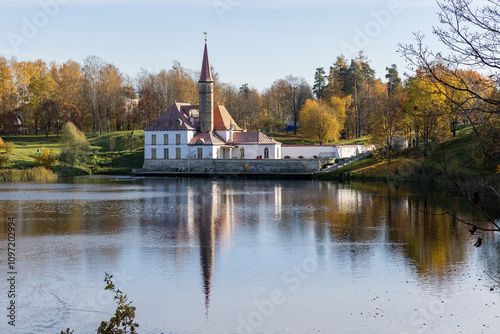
[303,182,473,281]
[403,198,468,278]
[4,178,497,317]
[478,232,500,278]
[141,179,497,287]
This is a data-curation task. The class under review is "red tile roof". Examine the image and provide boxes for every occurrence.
[199,43,213,82]
[188,131,226,146]
[145,103,197,131]
[214,106,242,131]
[233,132,280,144]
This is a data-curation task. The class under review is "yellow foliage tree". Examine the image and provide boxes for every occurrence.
[405,74,449,156]
[35,147,56,169]
[300,99,343,145]
[371,88,406,151]
[0,137,8,167]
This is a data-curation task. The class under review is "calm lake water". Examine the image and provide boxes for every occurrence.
[0,177,499,334]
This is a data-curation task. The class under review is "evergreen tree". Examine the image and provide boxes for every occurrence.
[313,67,326,100]
[385,64,402,96]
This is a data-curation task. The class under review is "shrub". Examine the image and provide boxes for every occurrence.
[35,147,56,169]
[4,142,14,154]
[0,154,9,167]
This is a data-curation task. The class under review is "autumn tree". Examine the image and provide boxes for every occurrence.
[137,86,157,129]
[262,79,289,127]
[398,0,500,236]
[100,64,125,133]
[50,59,85,133]
[83,56,105,134]
[371,88,406,152]
[0,57,15,112]
[59,121,89,168]
[399,0,500,110]
[405,73,450,156]
[300,99,344,145]
[35,147,56,169]
[0,57,17,134]
[324,53,376,138]
[0,137,13,167]
[169,60,198,104]
[235,83,263,129]
[281,75,313,134]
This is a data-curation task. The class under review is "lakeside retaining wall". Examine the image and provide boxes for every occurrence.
[143,158,330,173]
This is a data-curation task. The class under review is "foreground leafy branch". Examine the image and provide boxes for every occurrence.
[60,273,139,334]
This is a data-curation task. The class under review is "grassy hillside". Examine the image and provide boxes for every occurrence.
[2,130,145,176]
[315,126,498,183]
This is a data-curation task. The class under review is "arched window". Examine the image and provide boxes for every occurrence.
[240,147,245,159]
[264,147,269,159]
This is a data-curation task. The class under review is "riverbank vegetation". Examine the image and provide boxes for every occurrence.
[0,166,57,182]
[0,129,144,178]
[315,124,490,184]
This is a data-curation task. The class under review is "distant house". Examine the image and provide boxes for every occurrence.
[284,120,299,132]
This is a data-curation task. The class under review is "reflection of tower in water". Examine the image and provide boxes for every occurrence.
[195,181,237,317]
[195,181,241,317]
[197,183,216,317]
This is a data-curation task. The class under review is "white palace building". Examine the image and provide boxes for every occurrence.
[141,41,373,174]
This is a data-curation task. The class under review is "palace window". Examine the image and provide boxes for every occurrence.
[151,134,156,145]
[151,148,157,160]
[176,134,181,145]
[264,147,269,159]
[198,148,203,159]
[240,147,244,159]
[164,148,169,159]
[164,134,168,145]
[176,148,181,159]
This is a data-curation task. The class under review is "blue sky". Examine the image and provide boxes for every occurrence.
[0,0,450,90]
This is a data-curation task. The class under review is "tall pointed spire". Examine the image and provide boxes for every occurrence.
[198,36,215,132]
[199,36,213,83]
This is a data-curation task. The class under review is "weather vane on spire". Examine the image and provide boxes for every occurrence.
[204,31,207,42]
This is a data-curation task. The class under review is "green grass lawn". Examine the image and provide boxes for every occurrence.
[2,130,145,175]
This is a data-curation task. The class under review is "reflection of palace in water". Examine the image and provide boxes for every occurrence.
[141,178,486,314]
[143,178,283,315]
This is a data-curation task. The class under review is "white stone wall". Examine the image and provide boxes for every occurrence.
[235,144,281,159]
[145,130,200,159]
[336,145,375,159]
[281,145,375,159]
[281,146,339,159]
[143,158,324,173]
[215,130,230,142]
